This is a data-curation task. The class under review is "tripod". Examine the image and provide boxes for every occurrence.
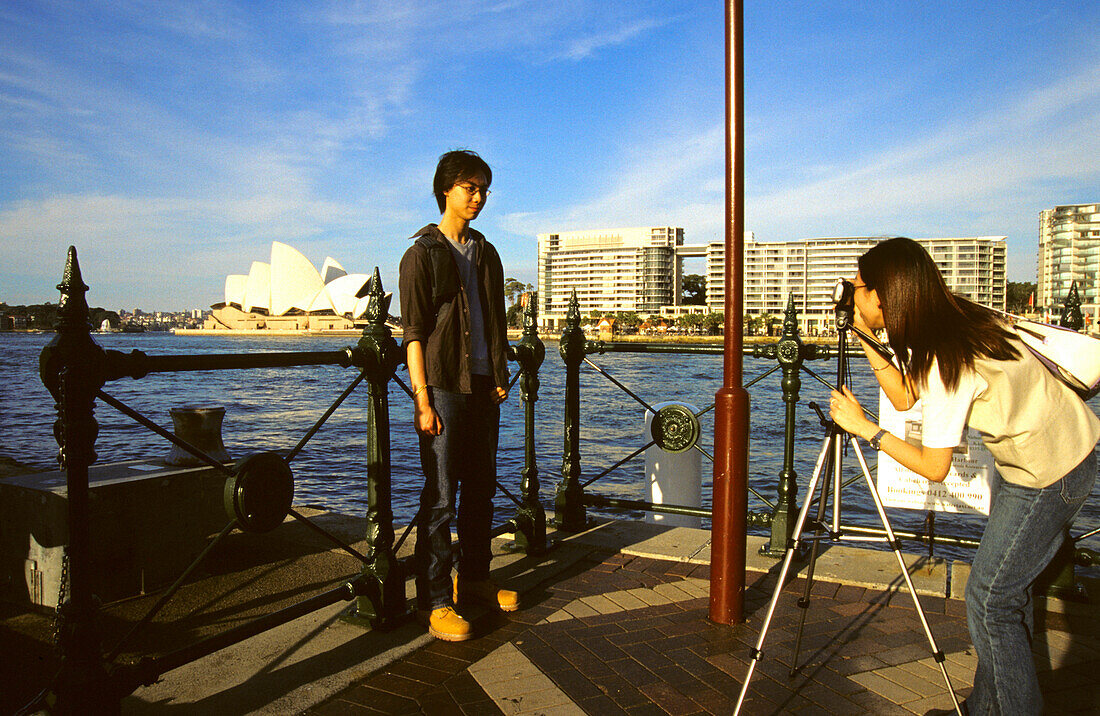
[733,308,962,715]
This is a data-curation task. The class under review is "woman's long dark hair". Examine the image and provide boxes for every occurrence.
[858,238,1019,391]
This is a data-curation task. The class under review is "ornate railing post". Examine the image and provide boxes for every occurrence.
[1059,280,1084,330]
[511,293,547,553]
[347,269,407,628]
[753,295,821,557]
[1041,282,1087,599]
[38,247,118,713]
[554,291,588,531]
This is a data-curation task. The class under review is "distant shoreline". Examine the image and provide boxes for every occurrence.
[169,328,839,345]
[171,328,371,337]
[4,328,839,346]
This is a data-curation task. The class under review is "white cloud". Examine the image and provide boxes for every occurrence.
[550,18,670,62]
[4,1,1096,308]
[748,59,1100,241]
[499,124,724,237]
[313,0,674,68]
[0,185,386,305]
[495,54,1100,286]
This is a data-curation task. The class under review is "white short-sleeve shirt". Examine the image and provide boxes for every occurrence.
[917,359,986,449]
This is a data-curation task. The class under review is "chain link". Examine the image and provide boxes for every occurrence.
[51,548,70,650]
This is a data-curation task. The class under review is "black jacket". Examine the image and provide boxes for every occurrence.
[398,224,509,393]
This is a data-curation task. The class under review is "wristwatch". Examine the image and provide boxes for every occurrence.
[869,428,887,451]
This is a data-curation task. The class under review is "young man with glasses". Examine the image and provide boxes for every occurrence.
[398,149,518,641]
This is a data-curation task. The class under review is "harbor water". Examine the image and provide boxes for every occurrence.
[3,331,1099,563]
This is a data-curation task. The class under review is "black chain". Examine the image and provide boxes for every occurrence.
[52,548,69,650]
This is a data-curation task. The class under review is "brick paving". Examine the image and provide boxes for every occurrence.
[4,507,1096,714]
[304,551,1100,715]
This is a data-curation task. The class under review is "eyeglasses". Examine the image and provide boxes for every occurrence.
[851,283,867,290]
[454,182,491,198]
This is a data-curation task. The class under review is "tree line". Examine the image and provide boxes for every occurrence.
[1,302,121,330]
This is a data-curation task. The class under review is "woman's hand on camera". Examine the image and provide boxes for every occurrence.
[829,386,875,440]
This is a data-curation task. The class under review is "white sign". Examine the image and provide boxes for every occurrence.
[875,391,993,515]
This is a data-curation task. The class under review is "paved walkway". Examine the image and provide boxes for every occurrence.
[297,520,1100,715]
[6,513,1098,714]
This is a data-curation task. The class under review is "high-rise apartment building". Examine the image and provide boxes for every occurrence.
[1037,204,1100,315]
[536,228,1007,334]
[705,236,1007,334]
[537,227,683,328]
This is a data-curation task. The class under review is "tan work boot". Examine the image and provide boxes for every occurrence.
[420,606,472,641]
[454,575,520,612]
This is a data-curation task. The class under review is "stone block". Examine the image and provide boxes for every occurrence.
[1,459,228,607]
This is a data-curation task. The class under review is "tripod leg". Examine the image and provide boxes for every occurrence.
[734,434,833,716]
[849,436,962,714]
[789,438,836,675]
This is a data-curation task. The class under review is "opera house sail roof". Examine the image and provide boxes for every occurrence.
[224,274,247,309]
[243,261,270,314]
[321,256,347,285]
[220,242,372,320]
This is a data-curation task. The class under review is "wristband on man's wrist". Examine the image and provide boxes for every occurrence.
[413,385,428,397]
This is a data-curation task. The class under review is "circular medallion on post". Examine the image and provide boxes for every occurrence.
[650,404,701,453]
[777,339,800,365]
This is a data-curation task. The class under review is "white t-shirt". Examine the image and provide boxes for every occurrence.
[916,359,987,449]
[892,339,1098,488]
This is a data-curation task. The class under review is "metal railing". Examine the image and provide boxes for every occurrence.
[548,288,1098,594]
[27,247,1098,713]
[552,290,841,554]
[32,246,546,713]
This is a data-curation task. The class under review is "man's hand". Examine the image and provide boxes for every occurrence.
[491,386,508,405]
[414,398,443,436]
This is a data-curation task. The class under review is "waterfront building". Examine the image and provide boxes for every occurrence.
[658,305,709,319]
[704,236,1007,335]
[206,242,373,331]
[536,227,684,329]
[1037,203,1100,317]
[537,228,1007,334]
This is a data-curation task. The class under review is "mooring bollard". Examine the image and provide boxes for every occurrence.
[166,406,231,466]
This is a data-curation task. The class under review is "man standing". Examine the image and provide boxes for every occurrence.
[398,150,519,641]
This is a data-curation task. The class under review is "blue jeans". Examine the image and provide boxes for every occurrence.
[415,376,499,610]
[964,450,1097,715]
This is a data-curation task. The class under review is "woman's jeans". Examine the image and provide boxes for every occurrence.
[964,450,1096,715]
[415,377,499,611]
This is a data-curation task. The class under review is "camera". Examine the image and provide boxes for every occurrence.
[832,278,855,329]
[832,278,855,309]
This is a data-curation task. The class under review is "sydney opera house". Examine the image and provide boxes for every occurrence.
[204,242,385,331]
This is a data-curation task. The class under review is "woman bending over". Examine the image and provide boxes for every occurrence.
[829,237,1099,715]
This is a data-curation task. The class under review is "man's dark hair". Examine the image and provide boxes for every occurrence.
[433,149,492,213]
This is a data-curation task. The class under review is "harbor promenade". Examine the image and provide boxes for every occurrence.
[299,519,1100,716]
[6,509,1096,714]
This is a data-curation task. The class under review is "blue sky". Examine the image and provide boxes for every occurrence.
[1,1,1099,311]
